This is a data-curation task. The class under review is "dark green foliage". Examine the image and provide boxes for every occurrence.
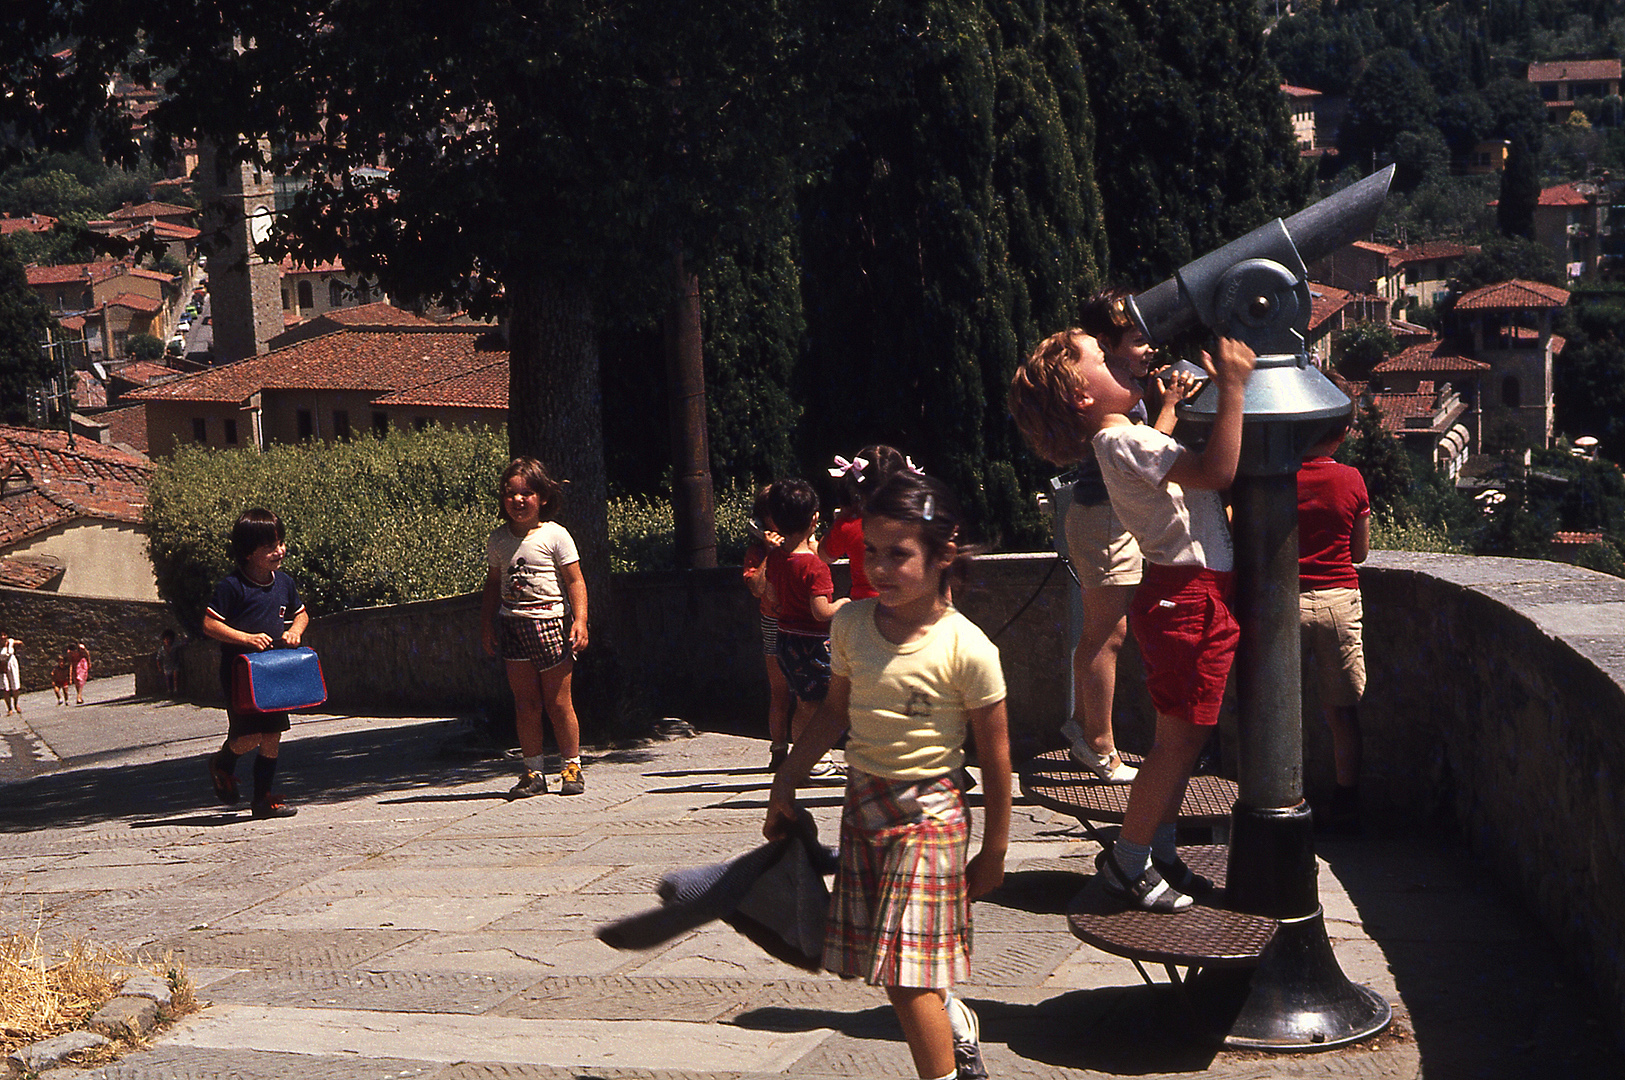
[1449,235,1562,290]
[126,333,164,362]
[1338,398,1418,525]
[1497,130,1541,239]
[0,238,54,424]
[1333,322,1399,381]
[1554,300,1625,460]
[1339,48,1439,167]
[1072,0,1309,288]
[1266,3,1376,96]
[144,427,510,629]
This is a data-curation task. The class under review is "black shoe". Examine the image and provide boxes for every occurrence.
[207,751,239,805]
[250,796,297,819]
[1096,848,1193,913]
[767,743,788,773]
[1152,855,1215,899]
[507,769,548,798]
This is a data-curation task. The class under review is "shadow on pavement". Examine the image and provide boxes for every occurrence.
[1319,828,1619,1079]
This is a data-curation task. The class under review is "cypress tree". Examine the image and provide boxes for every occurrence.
[1497,130,1541,240]
[0,238,54,425]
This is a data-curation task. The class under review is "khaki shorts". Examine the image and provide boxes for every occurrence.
[1300,587,1365,708]
[1064,498,1143,589]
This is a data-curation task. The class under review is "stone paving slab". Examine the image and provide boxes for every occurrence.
[5,681,1620,1079]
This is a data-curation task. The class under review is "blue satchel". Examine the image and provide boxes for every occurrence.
[232,647,327,713]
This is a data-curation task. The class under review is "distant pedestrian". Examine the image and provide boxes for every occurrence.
[68,642,90,705]
[766,471,1010,1080]
[481,457,588,798]
[202,509,308,819]
[1,634,21,715]
[156,629,182,696]
[52,651,71,706]
[1297,419,1370,834]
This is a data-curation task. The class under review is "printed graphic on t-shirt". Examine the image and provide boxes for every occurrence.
[507,557,543,598]
[901,689,932,718]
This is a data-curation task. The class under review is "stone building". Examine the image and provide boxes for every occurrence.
[1451,279,1569,450]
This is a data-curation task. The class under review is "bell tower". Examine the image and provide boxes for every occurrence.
[197,141,283,364]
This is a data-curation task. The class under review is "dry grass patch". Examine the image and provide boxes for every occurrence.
[0,916,196,1058]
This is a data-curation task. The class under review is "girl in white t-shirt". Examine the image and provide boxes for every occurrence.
[481,457,589,798]
[766,471,1009,1080]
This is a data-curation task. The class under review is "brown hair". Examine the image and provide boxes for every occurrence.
[1009,329,1093,466]
[498,457,564,522]
[831,444,908,509]
[767,477,819,536]
[229,508,285,565]
[862,472,977,596]
[1078,289,1137,349]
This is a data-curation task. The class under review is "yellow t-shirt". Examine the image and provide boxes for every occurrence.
[832,599,1006,780]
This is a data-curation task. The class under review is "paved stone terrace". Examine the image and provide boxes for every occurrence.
[0,677,1617,1078]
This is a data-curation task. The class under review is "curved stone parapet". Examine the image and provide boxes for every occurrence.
[1357,552,1625,1038]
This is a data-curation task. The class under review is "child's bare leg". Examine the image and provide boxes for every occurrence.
[789,697,818,742]
[1325,704,1361,788]
[505,660,549,759]
[538,658,581,760]
[228,731,266,756]
[1073,584,1134,756]
[765,657,792,745]
[1118,714,1210,847]
[886,987,955,1079]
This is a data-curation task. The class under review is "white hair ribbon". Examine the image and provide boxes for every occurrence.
[828,455,869,479]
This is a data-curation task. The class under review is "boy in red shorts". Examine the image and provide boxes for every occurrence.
[1075,328,1255,912]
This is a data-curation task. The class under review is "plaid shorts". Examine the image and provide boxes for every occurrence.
[824,769,972,989]
[776,631,831,703]
[759,614,779,657]
[500,612,571,671]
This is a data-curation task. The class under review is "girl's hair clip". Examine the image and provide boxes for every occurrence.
[904,456,924,476]
[828,455,869,479]
[921,495,936,522]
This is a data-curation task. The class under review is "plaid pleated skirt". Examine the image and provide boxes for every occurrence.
[824,768,972,988]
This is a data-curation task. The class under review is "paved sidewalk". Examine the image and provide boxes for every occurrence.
[0,678,1617,1078]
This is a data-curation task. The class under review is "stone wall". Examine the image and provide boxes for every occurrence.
[1356,552,1625,1038]
[0,586,183,693]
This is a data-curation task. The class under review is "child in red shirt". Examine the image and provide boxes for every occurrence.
[743,485,793,771]
[820,444,912,600]
[766,478,849,779]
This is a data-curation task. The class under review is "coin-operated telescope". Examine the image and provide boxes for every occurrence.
[1126,166,1396,1050]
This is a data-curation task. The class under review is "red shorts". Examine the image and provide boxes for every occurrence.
[1130,563,1238,726]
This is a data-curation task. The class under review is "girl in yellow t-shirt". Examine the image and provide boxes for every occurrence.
[765,471,1009,1080]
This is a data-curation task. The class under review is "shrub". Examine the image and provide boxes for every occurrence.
[607,484,758,573]
[145,426,510,627]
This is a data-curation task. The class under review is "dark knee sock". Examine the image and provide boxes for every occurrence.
[253,755,278,801]
[216,744,240,771]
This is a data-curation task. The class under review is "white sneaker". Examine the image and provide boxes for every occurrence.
[808,755,847,783]
[1060,719,1137,783]
[945,993,988,1080]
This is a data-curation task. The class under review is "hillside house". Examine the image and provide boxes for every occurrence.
[1527,59,1622,123]
[279,255,383,324]
[1370,339,1491,464]
[1527,180,1622,279]
[24,261,184,358]
[1305,283,1388,366]
[125,320,508,455]
[1367,382,1474,481]
[1281,84,1321,151]
[0,427,154,600]
[1452,279,1569,450]
[1310,241,1476,318]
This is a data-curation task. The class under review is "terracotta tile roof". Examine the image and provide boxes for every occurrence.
[1352,240,1398,257]
[0,427,151,548]
[72,371,106,409]
[108,201,197,221]
[0,214,57,235]
[0,553,66,589]
[1454,279,1570,310]
[1527,60,1622,83]
[124,267,173,283]
[1552,334,1566,354]
[1387,242,1472,265]
[124,325,506,407]
[1551,531,1606,545]
[25,261,122,287]
[105,292,164,314]
[94,403,149,455]
[1537,182,1592,207]
[1369,388,1467,436]
[1280,84,1321,98]
[321,302,434,328]
[372,357,508,408]
[109,361,181,387]
[1372,340,1490,374]
[1307,282,1384,333]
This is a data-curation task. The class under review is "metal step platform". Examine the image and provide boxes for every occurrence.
[1020,749,1276,991]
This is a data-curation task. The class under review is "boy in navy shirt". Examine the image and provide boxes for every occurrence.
[203,508,309,819]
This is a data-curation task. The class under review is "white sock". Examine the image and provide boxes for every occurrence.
[523,754,546,772]
[925,1071,955,1080]
[944,991,975,1043]
[564,756,581,766]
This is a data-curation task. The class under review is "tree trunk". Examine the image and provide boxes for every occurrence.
[505,270,611,644]
[664,250,718,569]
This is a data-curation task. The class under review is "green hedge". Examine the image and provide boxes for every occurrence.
[607,485,757,573]
[145,427,510,628]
